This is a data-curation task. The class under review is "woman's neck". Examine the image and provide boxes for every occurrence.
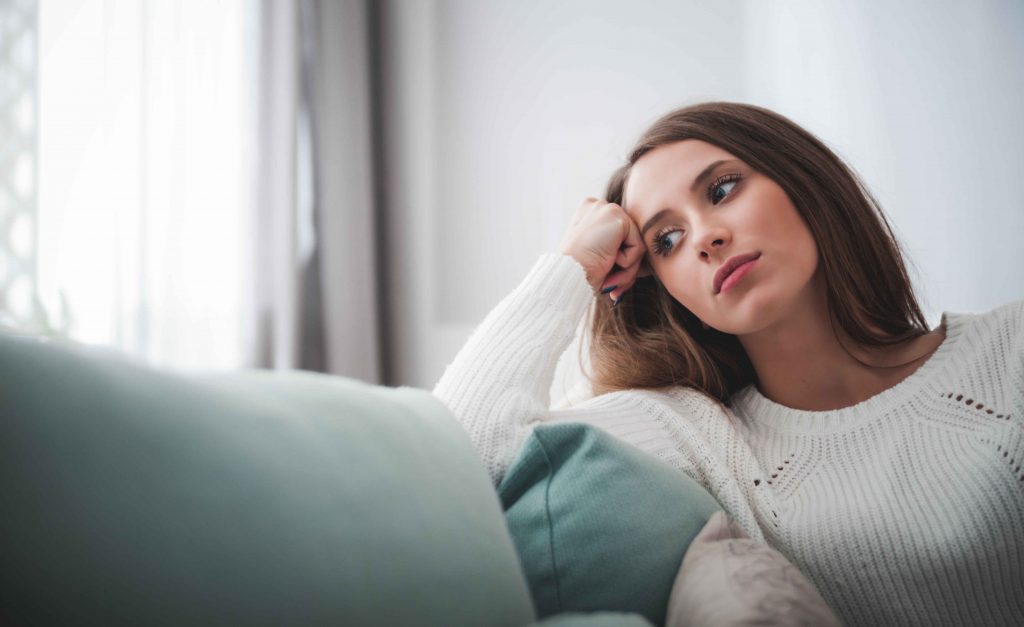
[737,278,944,412]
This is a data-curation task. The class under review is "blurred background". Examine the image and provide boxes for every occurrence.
[1,0,1022,399]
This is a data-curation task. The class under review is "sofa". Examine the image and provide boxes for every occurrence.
[0,329,729,626]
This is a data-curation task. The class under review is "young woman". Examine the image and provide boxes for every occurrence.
[433,102,1024,626]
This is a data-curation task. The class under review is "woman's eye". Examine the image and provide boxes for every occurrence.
[708,175,741,205]
[652,229,684,256]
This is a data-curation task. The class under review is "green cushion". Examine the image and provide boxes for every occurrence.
[530,612,655,626]
[0,331,535,627]
[499,423,723,627]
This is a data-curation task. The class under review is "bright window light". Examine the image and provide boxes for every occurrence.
[37,0,257,372]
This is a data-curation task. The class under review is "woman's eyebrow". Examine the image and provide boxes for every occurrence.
[639,159,736,239]
[689,159,731,195]
[640,209,673,239]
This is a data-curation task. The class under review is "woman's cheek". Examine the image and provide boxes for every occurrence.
[670,283,706,319]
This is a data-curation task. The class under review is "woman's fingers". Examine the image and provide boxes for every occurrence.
[560,197,655,298]
[615,213,645,269]
[559,198,634,292]
[623,213,653,278]
[571,196,599,225]
[601,211,650,302]
[602,261,641,302]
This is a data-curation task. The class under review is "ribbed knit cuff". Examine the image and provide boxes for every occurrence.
[515,253,594,319]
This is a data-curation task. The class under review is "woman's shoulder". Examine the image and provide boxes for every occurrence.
[937,300,1024,376]
[946,299,1024,338]
[977,298,1024,321]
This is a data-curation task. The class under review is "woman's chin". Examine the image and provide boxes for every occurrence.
[705,292,783,336]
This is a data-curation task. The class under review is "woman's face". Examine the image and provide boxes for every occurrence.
[623,139,820,335]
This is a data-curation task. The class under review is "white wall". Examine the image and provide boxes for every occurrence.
[743,0,1024,323]
[382,0,1024,393]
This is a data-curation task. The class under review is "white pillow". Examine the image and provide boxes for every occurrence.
[666,510,842,626]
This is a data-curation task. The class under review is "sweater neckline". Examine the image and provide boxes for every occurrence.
[731,310,969,434]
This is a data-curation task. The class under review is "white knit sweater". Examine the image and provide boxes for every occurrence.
[432,253,1024,627]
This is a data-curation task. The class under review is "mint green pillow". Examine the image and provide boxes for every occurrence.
[499,423,723,627]
[0,331,534,627]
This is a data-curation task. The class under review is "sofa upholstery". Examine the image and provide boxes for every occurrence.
[0,330,719,626]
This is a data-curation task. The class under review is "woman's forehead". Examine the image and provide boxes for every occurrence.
[624,140,739,215]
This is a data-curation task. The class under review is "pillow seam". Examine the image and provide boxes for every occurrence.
[534,430,564,613]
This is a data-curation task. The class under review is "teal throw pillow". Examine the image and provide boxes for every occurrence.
[499,422,723,627]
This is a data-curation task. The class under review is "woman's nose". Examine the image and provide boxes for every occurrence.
[697,228,730,260]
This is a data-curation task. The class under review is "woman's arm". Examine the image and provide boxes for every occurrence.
[432,253,594,486]
[434,196,647,485]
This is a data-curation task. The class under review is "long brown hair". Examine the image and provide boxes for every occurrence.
[584,101,930,405]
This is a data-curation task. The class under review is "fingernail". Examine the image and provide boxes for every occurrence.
[600,285,618,294]
[612,294,622,307]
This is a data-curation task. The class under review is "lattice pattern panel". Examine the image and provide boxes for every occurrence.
[0,0,37,327]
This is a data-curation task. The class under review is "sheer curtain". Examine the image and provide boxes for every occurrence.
[26,0,384,381]
[36,0,256,371]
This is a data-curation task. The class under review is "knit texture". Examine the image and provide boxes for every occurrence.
[432,253,1024,627]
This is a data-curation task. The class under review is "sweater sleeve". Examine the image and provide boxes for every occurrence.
[432,253,596,486]
[1007,300,1024,449]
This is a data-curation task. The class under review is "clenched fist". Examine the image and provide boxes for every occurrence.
[558,197,651,302]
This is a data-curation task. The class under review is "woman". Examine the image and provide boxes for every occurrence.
[433,102,1024,626]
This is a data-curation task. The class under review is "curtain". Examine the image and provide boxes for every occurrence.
[251,0,383,383]
[12,0,386,383]
[32,0,254,370]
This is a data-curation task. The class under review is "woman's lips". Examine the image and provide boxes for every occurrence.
[718,258,759,294]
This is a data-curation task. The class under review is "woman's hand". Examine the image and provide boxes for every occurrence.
[558,197,651,302]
